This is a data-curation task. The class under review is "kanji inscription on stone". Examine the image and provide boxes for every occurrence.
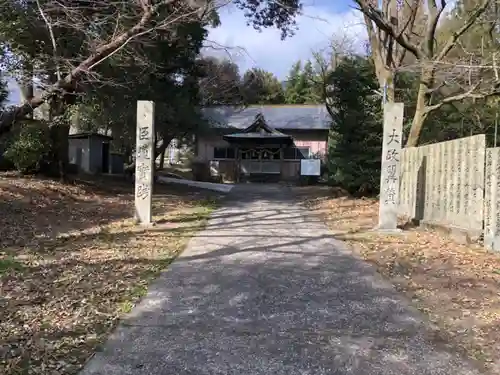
[135,101,155,225]
[378,102,404,231]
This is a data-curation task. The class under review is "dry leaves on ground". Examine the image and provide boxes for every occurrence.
[301,187,500,373]
[0,173,220,375]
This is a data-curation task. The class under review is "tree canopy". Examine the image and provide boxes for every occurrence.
[0,0,303,134]
[354,0,500,146]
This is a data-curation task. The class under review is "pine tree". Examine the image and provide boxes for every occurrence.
[301,60,321,104]
[284,60,322,104]
[327,56,383,195]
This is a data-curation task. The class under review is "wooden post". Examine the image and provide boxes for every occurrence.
[235,145,240,183]
[280,145,285,181]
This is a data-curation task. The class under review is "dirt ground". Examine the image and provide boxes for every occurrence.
[296,186,500,374]
[0,173,220,375]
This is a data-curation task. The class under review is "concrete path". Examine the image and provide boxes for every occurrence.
[81,184,482,375]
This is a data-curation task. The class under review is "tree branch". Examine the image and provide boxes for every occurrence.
[435,0,491,61]
[425,0,446,58]
[424,84,500,113]
[36,0,61,81]
[354,0,422,59]
[0,0,179,135]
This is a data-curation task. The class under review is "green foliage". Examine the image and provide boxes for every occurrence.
[233,0,301,39]
[199,57,244,105]
[71,21,209,155]
[284,61,303,103]
[326,56,383,195]
[283,60,321,104]
[242,68,284,104]
[4,121,51,173]
[301,60,321,103]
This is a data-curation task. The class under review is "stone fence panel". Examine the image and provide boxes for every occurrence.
[399,135,485,236]
[484,148,500,251]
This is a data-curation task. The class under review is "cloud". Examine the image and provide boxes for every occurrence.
[206,4,367,79]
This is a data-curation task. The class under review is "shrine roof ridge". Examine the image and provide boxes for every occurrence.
[202,105,330,130]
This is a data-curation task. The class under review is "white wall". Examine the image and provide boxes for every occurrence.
[68,138,91,173]
[197,136,232,161]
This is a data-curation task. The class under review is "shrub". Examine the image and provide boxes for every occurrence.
[4,121,52,174]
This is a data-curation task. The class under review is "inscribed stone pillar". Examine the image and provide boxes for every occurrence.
[485,148,500,250]
[378,102,404,231]
[398,149,407,216]
[135,101,155,225]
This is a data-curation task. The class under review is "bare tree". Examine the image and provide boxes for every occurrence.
[354,0,499,146]
[0,0,211,129]
[311,34,359,118]
[1,0,301,135]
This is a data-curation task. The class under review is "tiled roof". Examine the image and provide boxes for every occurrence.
[202,105,330,130]
[224,132,291,139]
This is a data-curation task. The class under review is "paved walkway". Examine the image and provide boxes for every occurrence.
[81,184,482,375]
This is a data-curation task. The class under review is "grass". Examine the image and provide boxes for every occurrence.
[0,173,220,375]
[0,257,24,274]
[301,186,500,374]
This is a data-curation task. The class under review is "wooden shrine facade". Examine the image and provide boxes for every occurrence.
[195,107,330,183]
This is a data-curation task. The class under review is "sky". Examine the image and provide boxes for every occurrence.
[5,0,366,104]
[206,0,367,79]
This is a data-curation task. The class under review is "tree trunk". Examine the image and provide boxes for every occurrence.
[377,67,395,103]
[125,136,173,173]
[20,61,34,116]
[45,96,70,181]
[386,79,395,103]
[405,69,433,147]
[406,106,427,147]
[48,123,70,181]
[159,146,166,170]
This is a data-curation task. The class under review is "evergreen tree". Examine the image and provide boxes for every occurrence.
[301,60,321,104]
[326,56,383,195]
[284,59,322,104]
[199,57,244,105]
[242,68,284,104]
[284,60,305,104]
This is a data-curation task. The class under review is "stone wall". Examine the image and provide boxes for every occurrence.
[399,135,486,236]
[484,148,500,250]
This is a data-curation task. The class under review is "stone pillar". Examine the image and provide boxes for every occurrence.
[378,102,404,231]
[485,149,498,250]
[134,101,155,225]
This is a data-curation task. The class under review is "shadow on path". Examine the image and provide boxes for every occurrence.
[80,184,483,375]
